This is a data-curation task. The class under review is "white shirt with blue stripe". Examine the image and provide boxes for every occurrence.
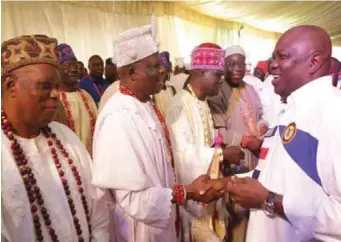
[244,75,341,242]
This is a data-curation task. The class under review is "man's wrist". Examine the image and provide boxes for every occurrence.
[172,184,189,204]
[261,191,286,219]
[184,184,195,201]
[262,191,276,216]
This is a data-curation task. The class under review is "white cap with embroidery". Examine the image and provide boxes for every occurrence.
[113,17,158,68]
[225,45,246,58]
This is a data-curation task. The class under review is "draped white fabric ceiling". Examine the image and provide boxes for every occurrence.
[180,1,341,46]
[2,1,341,63]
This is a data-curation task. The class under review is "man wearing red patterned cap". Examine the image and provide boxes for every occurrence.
[1,35,110,242]
[166,43,245,242]
[254,60,269,82]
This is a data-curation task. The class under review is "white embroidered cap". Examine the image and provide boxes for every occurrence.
[114,24,158,68]
[225,45,246,58]
[174,57,185,67]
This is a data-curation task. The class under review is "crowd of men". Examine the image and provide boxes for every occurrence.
[1,18,341,242]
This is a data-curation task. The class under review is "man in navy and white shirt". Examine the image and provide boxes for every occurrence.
[221,25,341,242]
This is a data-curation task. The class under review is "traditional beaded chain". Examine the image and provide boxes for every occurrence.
[119,85,182,237]
[1,109,91,242]
[187,84,214,146]
[231,88,257,136]
[119,85,177,181]
[60,89,95,139]
[173,184,187,205]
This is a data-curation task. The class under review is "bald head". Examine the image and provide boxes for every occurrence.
[278,25,331,62]
[271,25,332,98]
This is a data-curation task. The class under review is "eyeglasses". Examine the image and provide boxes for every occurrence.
[226,63,246,69]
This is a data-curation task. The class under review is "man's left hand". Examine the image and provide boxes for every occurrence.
[225,177,269,209]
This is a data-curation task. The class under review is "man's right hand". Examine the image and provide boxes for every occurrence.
[222,146,245,165]
[184,175,224,203]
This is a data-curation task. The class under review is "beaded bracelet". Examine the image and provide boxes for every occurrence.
[173,184,186,205]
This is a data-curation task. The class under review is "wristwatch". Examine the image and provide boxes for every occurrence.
[262,191,275,217]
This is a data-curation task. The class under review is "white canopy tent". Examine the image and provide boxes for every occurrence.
[181,1,341,46]
[2,1,341,66]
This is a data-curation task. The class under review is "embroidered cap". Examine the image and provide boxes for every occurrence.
[160,51,171,70]
[225,45,246,58]
[57,43,77,64]
[1,34,60,76]
[113,19,159,68]
[256,61,268,74]
[190,43,225,71]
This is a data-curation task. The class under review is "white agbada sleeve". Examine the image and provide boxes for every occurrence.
[1,218,10,242]
[282,101,341,241]
[92,114,173,229]
[166,102,215,185]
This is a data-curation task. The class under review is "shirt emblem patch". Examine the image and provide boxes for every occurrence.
[282,122,297,143]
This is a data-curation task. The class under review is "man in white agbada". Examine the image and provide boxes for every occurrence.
[222,25,341,242]
[1,35,110,242]
[99,51,177,115]
[92,23,227,242]
[166,43,245,242]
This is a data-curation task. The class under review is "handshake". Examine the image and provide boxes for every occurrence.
[181,175,234,204]
[180,174,270,210]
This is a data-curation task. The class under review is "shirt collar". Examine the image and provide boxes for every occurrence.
[287,75,332,105]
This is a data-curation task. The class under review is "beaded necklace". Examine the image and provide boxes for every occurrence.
[231,87,258,136]
[1,110,91,242]
[119,85,181,237]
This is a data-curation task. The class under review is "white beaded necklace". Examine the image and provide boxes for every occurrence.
[187,84,214,146]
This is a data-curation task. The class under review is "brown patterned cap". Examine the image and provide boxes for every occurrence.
[1,34,60,76]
